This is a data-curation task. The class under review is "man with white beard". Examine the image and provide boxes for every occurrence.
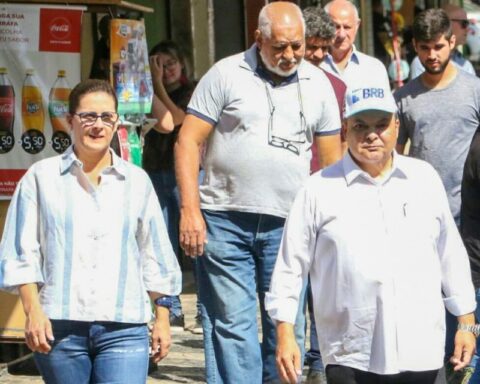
[174,2,341,383]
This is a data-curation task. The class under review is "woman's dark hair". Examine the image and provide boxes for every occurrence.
[69,79,118,114]
[413,8,452,42]
[149,40,191,82]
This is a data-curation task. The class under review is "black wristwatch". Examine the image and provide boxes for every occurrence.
[154,295,173,309]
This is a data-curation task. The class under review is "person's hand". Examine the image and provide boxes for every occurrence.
[24,306,53,354]
[450,330,476,371]
[276,322,302,383]
[149,54,164,80]
[151,309,171,363]
[179,207,207,257]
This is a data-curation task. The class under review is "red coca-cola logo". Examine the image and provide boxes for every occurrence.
[0,99,13,116]
[39,9,82,53]
[49,17,71,40]
[0,103,13,114]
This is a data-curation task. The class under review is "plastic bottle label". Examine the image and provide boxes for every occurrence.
[0,97,14,117]
[49,100,68,117]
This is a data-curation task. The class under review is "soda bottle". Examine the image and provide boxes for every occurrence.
[0,67,15,134]
[49,70,71,133]
[22,69,45,133]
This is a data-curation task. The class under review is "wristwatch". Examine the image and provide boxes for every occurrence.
[457,323,480,338]
[154,295,173,309]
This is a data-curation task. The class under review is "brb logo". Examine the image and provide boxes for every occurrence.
[362,88,384,99]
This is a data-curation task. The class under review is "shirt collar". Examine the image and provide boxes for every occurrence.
[59,146,127,178]
[240,44,300,86]
[325,45,361,68]
[342,150,406,185]
[452,49,465,61]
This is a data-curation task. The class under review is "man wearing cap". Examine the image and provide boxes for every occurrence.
[266,84,476,384]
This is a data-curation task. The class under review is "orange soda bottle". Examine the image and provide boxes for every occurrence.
[22,69,45,133]
[49,70,71,133]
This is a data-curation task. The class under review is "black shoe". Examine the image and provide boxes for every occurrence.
[169,314,185,332]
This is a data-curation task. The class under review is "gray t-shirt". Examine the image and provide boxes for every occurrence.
[187,45,341,218]
[395,70,480,223]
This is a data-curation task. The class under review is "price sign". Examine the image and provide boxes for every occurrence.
[51,131,71,154]
[21,129,46,154]
[0,131,15,154]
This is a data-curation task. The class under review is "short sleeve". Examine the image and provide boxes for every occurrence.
[186,64,226,126]
[314,78,342,136]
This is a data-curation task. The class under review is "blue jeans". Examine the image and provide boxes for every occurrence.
[305,278,325,372]
[197,210,306,384]
[34,320,149,384]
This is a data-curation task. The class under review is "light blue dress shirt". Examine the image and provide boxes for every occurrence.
[320,46,391,90]
[0,147,181,323]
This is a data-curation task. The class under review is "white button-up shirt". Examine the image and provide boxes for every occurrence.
[0,147,181,323]
[266,152,475,374]
[321,46,391,90]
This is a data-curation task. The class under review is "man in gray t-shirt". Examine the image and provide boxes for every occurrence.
[395,9,480,381]
[174,2,341,383]
[395,9,480,225]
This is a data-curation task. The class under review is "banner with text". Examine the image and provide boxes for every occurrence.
[0,4,84,199]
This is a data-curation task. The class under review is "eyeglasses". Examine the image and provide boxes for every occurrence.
[74,112,119,127]
[264,78,306,156]
[451,18,469,29]
[162,59,178,70]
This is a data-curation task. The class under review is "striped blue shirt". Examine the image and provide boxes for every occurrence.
[0,147,181,323]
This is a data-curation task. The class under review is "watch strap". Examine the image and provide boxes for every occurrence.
[154,295,173,309]
[457,323,480,338]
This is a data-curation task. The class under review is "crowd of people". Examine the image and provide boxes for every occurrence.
[1,1,480,384]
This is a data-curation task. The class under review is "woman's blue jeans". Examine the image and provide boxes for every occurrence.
[34,320,149,384]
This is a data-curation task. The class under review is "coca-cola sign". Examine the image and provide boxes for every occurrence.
[49,17,71,40]
[0,102,13,115]
[39,8,82,53]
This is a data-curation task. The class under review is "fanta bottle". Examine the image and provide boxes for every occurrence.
[0,67,15,133]
[49,70,71,133]
[22,69,45,133]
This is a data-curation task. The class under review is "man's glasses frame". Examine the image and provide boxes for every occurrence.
[264,77,306,156]
[74,112,119,127]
